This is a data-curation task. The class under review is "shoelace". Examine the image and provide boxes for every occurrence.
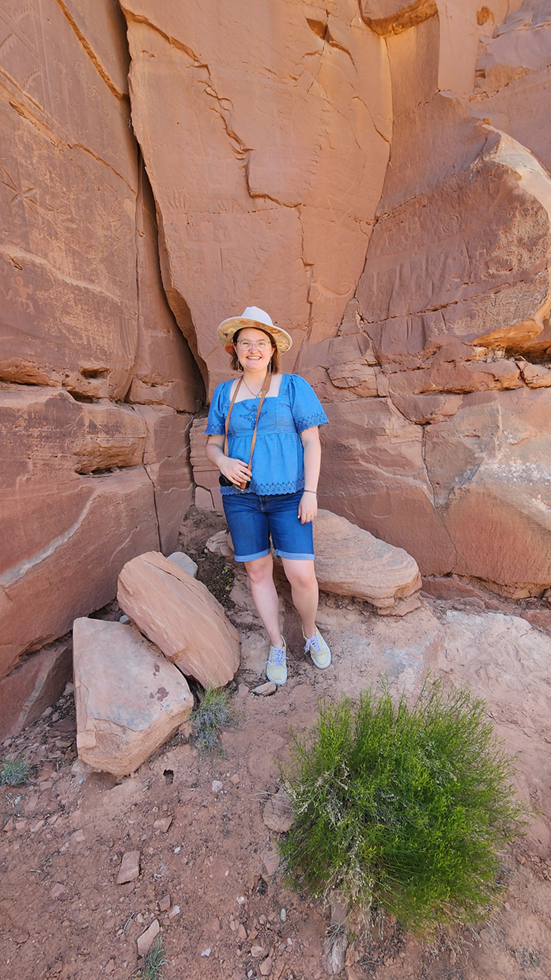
[305,634,320,653]
[269,647,286,666]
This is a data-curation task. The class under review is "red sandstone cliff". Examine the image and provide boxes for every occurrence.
[2,0,551,735]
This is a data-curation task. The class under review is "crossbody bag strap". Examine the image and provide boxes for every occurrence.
[247,371,271,469]
[223,376,244,456]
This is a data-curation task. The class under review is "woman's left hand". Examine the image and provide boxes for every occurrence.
[298,492,317,524]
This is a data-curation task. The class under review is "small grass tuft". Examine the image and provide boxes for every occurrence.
[280,679,528,939]
[0,758,33,787]
[133,937,167,980]
[190,687,236,755]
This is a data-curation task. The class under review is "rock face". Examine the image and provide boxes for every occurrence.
[312,2,551,594]
[122,0,392,389]
[4,0,551,731]
[313,511,421,613]
[117,552,240,688]
[0,0,202,734]
[73,618,193,777]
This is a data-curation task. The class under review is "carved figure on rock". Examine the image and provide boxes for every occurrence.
[206,307,332,686]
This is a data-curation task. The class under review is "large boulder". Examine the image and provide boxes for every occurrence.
[313,510,421,613]
[73,618,193,777]
[0,639,72,742]
[117,552,240,688]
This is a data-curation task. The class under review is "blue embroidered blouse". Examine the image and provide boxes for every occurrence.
[205,374,329,496]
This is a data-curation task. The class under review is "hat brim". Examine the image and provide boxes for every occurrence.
[218,317,293,353]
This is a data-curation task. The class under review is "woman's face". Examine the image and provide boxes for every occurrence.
[234,327,275,372]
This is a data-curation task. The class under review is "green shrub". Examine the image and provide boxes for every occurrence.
[280,681,528,938]
[191,687,235,755]
[0,758,32,787]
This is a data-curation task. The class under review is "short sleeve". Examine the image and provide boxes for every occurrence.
[288,375,329,432]
[205,382,229,436]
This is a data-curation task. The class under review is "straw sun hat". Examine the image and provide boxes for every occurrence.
[217,306,293,353]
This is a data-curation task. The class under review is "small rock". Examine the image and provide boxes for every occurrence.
[3,817,14,833]
[51,718,77,733]
[119,614,130,624]
[260,957,273,976]
[261,844,280,876]
[238,924,247,942]
[251,945,264,958]
[105,960,115,975]
[167,552,198,578]
[230,774,240,786]
[212,780,223,793]
[168,905,180,919]
[263,788,294,833]
[212,917,220,933]
[116,850,141,884]
[41,707,53,718]
[346,968,361,980]
[158,894,171,912]
[153,816,173,833]
[137,919,160,957]
[30,819,44,834]
[252,681,277,697]
[51,883,67,900]
[201,947,211,957]
[280,908,286,922]
[322,929,348,975]
[205,530,233,557]
[63,682,75,696]
[14,819,27,831]
[13,932,29,944]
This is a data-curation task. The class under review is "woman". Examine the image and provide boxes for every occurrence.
[205,306,331,686]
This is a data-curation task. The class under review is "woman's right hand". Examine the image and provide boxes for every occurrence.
[219,455,252,487]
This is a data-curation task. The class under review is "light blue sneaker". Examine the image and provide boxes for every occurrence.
[303,628,331,669]
[266,637,287,686]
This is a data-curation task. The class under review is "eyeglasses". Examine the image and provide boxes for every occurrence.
[236,339,271,351]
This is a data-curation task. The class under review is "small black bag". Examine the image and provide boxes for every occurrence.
[219,473,249,489]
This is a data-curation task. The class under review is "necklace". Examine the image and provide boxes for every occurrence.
[242,375,268,399]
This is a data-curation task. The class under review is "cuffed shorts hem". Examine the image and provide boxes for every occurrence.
[274,549,315,561]
[223,490,314,564]
[233,547,270,564]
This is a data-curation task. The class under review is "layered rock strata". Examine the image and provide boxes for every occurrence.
[4,0,551,734]
[0,0,203,733]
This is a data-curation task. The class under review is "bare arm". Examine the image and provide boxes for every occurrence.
[206,434,252,487]
[298,426,321,523]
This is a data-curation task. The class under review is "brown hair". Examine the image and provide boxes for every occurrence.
[228,327,280,373]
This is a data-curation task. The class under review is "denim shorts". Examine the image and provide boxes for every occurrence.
[222,491,315,563]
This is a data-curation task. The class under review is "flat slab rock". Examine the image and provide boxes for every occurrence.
[73,618,193,777]
[117,551,240,688]
[313,510,421,611]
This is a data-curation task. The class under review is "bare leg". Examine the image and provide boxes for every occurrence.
[245,554,284,647]
[281,558,318,638]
